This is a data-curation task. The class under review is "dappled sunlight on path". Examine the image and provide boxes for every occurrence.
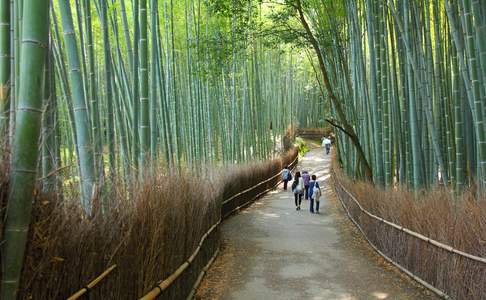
[196,147,438,300]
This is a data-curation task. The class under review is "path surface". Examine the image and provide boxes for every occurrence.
[196,148,438,300]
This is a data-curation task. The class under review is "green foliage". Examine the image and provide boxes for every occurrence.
[295,137,309,156]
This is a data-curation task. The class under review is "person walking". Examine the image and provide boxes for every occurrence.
[302,170,311,199]
[309,175,322,213]
[291,171,304,210]
[322,136,332,155]
[281,166,292,190]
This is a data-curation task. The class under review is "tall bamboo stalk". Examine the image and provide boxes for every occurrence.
[1,0,49,297]
[0,0,9,137]
[58,0,96,211]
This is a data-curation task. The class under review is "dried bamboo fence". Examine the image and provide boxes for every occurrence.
[140,154,299,299]
[333,171,486,300]
[221,155,299,218]
[65,152,299,300]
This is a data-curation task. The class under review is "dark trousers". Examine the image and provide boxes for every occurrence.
[310,198,314,213]
[325,144,331,154]
[283,180,288,190]
[294,193,302,207]
[304,185,310,199]
[316,200,320,212]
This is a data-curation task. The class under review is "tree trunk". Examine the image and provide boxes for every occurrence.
[295,0,373,182]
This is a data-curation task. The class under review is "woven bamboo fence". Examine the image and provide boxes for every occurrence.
[65,151,299,299]
[333,172,486,300]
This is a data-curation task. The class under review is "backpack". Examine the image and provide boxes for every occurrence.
[291,180,298,191]
[288,172,293,181]
[313,183,322,199]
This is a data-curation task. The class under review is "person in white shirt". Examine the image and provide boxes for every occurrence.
[322,136,332,155]
[309,175,322,213]
[291,171,305,210]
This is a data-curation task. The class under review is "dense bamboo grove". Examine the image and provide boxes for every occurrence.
[275,0,486,191]
[5,0,485,298]
[0,1,324,298]
[345,0,486,191]
[0,0,322,204]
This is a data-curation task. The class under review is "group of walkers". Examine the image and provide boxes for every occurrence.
[282,167,322,213]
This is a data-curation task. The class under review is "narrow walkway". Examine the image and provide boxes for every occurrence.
[196,148,438,300]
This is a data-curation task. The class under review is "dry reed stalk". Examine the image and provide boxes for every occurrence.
[332,160,486,299]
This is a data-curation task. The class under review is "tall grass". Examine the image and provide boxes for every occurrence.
[0,147,297,299]
[333,160,486,299]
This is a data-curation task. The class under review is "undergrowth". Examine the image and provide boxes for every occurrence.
[294,137,309,156]
[333,159,486,299]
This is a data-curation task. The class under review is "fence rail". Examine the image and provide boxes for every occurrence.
[139,221,221,300]
[332,171,486,300]
[66,265,117,300]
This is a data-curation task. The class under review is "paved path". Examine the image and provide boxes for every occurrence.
[196,148,438,300]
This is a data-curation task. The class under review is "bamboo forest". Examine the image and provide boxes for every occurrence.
[0,0,485,299]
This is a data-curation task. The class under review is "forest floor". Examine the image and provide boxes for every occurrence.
[195,147,439,300]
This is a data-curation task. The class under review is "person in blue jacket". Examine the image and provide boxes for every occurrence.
[308,175,322,213]
[281,166,292,190]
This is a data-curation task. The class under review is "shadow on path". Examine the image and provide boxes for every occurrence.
[196,148,438,300]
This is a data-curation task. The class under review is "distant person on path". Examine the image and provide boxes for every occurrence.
[322,136,332,155]
[302,170,311,199]
[291,171,304,210]
[282,166,292,190]
[308,175,322,213]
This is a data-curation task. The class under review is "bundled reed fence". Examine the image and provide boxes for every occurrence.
[141,147,298,299]
[221,148,299,218]
[0,147,298,299]
[19,174,220,300]
[332,167,486,300]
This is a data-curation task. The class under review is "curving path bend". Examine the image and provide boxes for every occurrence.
[196,147,438,300]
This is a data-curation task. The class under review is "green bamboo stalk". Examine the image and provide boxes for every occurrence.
[452,43,466,191]
[100,0,115,175]
[58,0,96,211]
[378,2,391,187]
[120,0,133,78]
[1,0,49,297]
[41,41,57,193]
[365,0,382,184]
[83,0,102,177]
[0,0,10,137]
[7,0,14,146]
[138,0,149,168]
[132,0,140,170]
[150,0,159,163]
[461,0,486,189]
